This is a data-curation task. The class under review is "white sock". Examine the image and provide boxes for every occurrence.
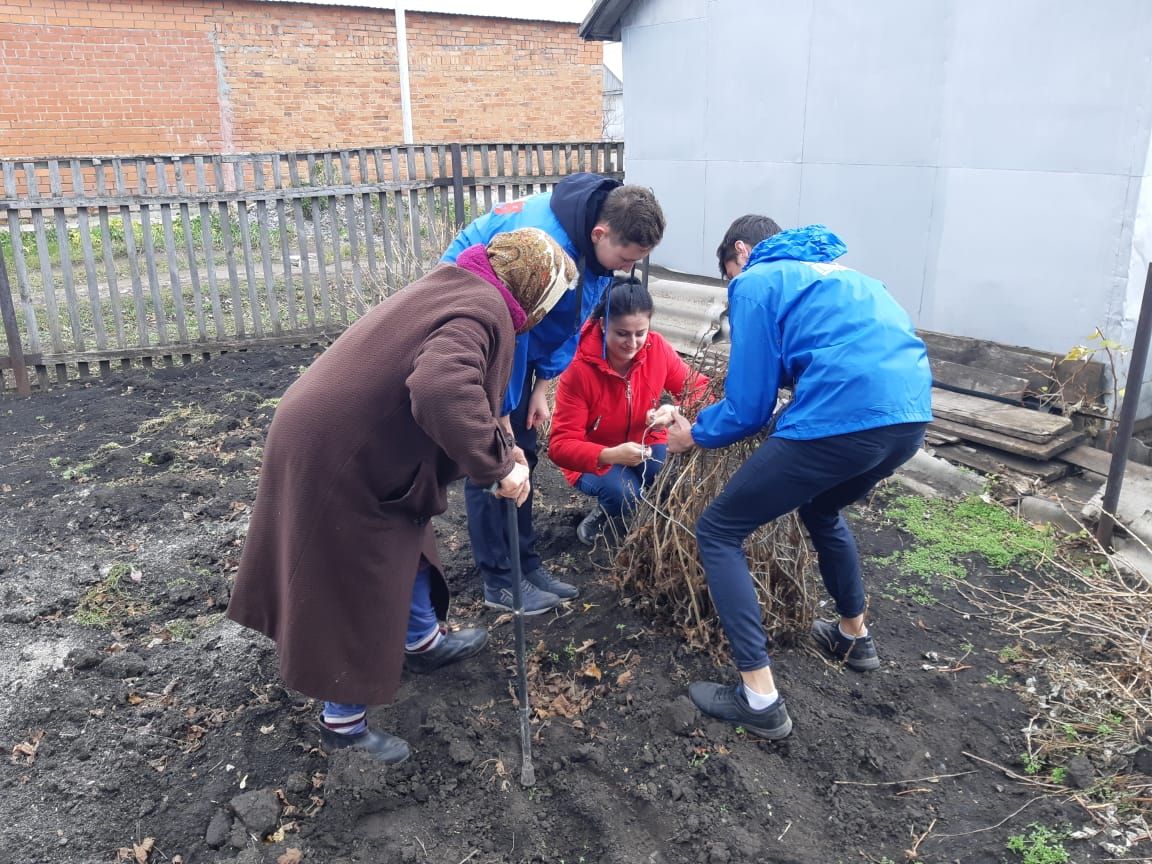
[839,623,869,640]
[743,684,779,711]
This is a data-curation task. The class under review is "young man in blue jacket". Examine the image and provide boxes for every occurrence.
[443,173,665,614]
[666,216,933,739]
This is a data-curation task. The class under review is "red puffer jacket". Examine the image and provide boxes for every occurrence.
[549,319,709,485]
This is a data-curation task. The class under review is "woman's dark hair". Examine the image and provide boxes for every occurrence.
[590,276,655,324]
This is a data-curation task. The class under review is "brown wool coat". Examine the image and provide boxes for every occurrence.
[227,265,516,705]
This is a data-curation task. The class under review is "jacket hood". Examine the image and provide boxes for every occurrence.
[746,224,847,268]
[550,173,622,278]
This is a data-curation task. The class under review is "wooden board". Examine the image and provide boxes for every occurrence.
[934,443,1069,482]
[925,430,961,446]
[1058,444,1152,482]
[929,358,1028,402]
[920,329,1106,407]
[929,418,1085,460]
[932,388,1072,443]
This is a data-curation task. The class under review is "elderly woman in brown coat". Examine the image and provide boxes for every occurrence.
[227,228,577,763]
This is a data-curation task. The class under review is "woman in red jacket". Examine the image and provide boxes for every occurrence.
[549,276,709,545]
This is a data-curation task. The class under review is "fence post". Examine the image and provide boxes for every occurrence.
[450,143,466,230]
[0,238,31,395]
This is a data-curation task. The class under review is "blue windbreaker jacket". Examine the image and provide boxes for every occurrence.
[692,225,933,447]
[442,173,618,414]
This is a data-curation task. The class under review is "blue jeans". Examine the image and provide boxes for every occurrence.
[575,444,667,517]
[695,423,926,672]
[463,368,540,591]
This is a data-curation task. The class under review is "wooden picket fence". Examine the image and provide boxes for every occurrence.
[0,141,624,394]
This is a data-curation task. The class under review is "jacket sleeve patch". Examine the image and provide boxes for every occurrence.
[494,200,525,215]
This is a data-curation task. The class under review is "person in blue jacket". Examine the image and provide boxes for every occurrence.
[666,216,933,739]
[443,173,665,614]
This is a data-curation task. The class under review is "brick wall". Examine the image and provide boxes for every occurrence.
[0,1,604,159]
[404,13,603,143]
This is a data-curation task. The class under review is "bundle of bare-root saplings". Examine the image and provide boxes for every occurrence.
[613,361,819,659]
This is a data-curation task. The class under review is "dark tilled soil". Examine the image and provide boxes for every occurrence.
[0,349,1099,864]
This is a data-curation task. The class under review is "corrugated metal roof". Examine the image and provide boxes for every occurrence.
[250,0,591,24]
[645,268,730,357]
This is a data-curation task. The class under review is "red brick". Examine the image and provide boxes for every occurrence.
[1,1,601,158]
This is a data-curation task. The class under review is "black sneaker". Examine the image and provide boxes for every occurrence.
[483,580,562,615]
[688,681,792,740]
[317,725,410,764]
[524,566,579,600]
[576,507,606,546]
[404,627,489,674]
[811,619,880,671]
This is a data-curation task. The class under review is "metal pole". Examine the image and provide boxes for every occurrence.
[0,238,31,396]
[504,497,536,786]
[1096,262,1152,547]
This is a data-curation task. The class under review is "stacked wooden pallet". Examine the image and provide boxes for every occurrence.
[919,330,1109,485]
[928,389,1084,483]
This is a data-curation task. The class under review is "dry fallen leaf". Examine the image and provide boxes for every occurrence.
[581,661,602,681]
[277,850,303,864]
[10,730,45,765]
[616,670,634,687]
[134,837,155,864]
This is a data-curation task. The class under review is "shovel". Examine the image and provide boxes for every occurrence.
[503,496,536,787]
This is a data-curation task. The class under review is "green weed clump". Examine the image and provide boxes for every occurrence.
[881,495,1054,581]
[1006,823,1069,864]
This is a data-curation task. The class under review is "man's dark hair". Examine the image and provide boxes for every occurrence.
[590,275,654,323]
[598,185,665,249]
[716,214,783,277]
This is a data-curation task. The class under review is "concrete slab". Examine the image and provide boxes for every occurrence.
[893,449,984,500]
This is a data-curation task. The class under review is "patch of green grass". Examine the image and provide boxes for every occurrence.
[1006,823,1069,864]
[880,495,1055,581]
[135,403,221,438]
[74,562,147,628]
[883,582,936,606]
[1049,766,1067,785]
[1020,752,1043,775]
[986,673,1011,687]
[998,644,1024,663]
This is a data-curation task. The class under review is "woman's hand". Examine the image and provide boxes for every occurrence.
[600,442,651,467]
[495,462,531,506]
[665,414,697,454]
[645,404,681,429]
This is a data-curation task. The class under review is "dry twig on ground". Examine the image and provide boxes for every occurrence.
[956,530,1152,839]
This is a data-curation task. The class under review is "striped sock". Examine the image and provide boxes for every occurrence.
[322,703,367,736]
[405,624,444,654]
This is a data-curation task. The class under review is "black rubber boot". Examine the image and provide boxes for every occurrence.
[318,725,411,764]
[404,627,489,674]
